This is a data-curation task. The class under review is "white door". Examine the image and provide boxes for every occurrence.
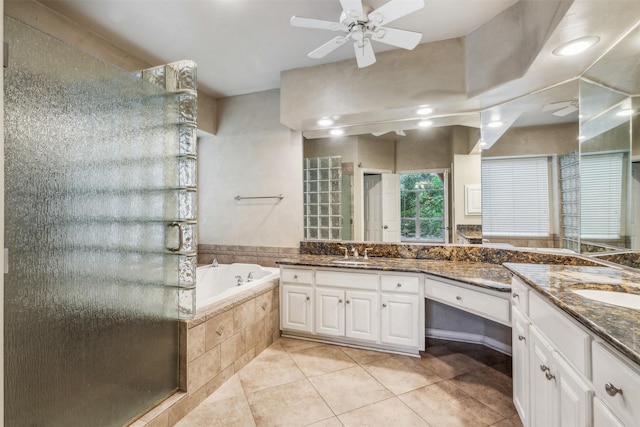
[364,174,383,241]
[281,285,313,333]
[512,308,530,427]
[382,173,401,242]
[380,293,419,347]
[315,288,345,336]
[345,290,378,342]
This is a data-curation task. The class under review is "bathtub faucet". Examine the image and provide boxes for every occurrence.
[211,258,219,267]
[247,271,255,282]
[235,275,243,286]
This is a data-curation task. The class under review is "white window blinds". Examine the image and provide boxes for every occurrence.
[580,152,623,239]
[482,157,550,237]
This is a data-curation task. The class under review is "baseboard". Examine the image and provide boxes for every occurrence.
[425,328,512,356]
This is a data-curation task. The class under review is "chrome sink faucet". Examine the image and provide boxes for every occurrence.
[339,246,349,259]
[351,247,359,259]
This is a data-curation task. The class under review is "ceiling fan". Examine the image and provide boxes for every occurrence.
[290,0,425,68]
[542,100,579,117]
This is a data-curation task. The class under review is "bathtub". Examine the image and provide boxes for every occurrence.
[196,263,280,310]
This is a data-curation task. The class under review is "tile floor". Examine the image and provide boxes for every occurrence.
[176,337,524,427]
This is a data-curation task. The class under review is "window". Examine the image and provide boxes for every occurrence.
[580,152,624,239]
[400,173,445,242]
[482,156,551,237]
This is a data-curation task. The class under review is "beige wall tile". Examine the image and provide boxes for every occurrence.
[272,286,280,311]
[205,309,233,351]
[255,291,272,321]
[233,299,256,331]
[234,347,256,372]
[140,412,169,427]
[187,323,206,362]
[168,386,207,426]
[221,331,246,370]
[246,318,266,351]
[205,364,235,397]
[188,347,221,393]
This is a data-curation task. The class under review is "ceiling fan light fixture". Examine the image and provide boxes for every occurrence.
[317,117,335,126]
[330,128,345,136]
[418,120,433,128]
[553,36,600,56]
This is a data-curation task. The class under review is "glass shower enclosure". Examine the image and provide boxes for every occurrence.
[4,17,197,425]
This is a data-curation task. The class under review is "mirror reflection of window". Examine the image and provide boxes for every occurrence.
[400,173,445,242]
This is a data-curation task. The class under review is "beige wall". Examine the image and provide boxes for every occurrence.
[453,154,482,229]
[483,122,579,157]
[396,128,454,171]
[198,90,304,247]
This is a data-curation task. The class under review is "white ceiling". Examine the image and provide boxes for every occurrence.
[41,0,520,98]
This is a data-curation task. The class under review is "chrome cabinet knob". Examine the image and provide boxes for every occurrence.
[517,334,526,341]
[383,225,388,229]
[540,364,549,372]
[545,371,556,381]
[338,299,343,303]
[293,275,298,279]
[605,383,622,397]
[456,296,462,301]
[306,296,310,301]
[382,303,387,308]
[397,283,402,288]
[512,292,519,299]
[346,300,350,304]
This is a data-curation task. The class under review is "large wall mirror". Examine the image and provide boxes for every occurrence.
[302,115,481,243]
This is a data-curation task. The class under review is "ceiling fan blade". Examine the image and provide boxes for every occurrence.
[290,16,343,31]
[340,0,364,18]
[371,27,422,50]
[354,39,376,68]
[368,0,424,27]
[552,105,579,117]
[308,36,348,59]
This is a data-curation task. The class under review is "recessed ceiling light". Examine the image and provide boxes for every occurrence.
[487,121,503,128]
[317,117,334,126]
[553,36,600,56]
[416,107,434,115]
[417,120,433,128]
[330,129,345,136]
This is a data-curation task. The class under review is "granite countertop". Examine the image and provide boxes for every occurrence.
[504,263,640,366]
[277,254,512,292]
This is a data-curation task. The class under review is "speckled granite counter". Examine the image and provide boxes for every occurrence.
[504,263,640,366]
[277,254,512,292]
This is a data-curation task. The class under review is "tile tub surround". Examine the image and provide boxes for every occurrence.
[131,279,281,426]
[504,263,640,366]
[198,244,299,267]
[175,337,522,427]
[299,240,602,266]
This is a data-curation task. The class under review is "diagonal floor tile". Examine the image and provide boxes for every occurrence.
[238,352,305,394]
[338,397,429,426]
[289,344,357,377]
[175,395,255,427]
[339,345,392,365]
[305,417,344,427]
[309,365,393,414]
[448,366,516,417]
[278,337,325,353]
[255,340,288,359]
[491,414,525,427]
[418,352,486,379]
[203,374,246,404]
[247,378,333,426]
[400,380,503,426]
[362,354,442,395]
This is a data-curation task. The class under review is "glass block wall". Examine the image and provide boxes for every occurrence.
[560,151,580,252]
[4,17,196,426]
[304,156,342,240]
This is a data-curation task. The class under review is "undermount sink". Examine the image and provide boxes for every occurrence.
[331,259,371,266]
[572,289,640,310]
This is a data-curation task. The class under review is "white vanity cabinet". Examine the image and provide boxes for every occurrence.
[280,265,424,354]
[511,276,640,427]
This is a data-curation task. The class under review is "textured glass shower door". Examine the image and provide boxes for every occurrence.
[4,17,197,426]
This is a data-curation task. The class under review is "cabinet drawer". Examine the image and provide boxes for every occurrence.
[510,277,529,315]
[529,292,590,375]
[280,267,313,285]
[592,340,640,427]
[316,270,378,290]
[380,275,419,294]
[425,278,510,326]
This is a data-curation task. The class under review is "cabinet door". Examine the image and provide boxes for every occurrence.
[380,293,419,348]
[530,326,558,427]
[345,290,379,342]
[554,352,593,427]
[315,288,345,337]
[512,307,530,427]
[593,397,625,427]
[281,284,313,333]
